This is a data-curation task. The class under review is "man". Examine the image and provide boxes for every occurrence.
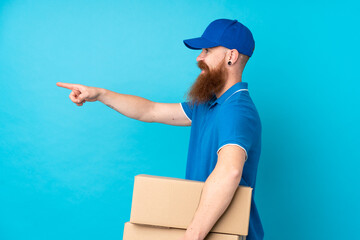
[57,19,264,240]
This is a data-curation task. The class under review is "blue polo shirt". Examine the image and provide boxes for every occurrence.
[180,81,264,240]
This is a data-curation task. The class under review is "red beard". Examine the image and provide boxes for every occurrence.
[186,57,228,106]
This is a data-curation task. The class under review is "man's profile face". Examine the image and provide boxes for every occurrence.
[186,48,228,106]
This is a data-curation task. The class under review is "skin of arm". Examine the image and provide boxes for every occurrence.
[97,88,191,126]
[97,88,154,122]
[179,145,246,240]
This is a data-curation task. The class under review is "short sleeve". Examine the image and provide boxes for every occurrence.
[180,101,193,121]
[216,102,260,161]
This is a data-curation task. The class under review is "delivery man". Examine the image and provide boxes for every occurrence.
[57,18,264,240]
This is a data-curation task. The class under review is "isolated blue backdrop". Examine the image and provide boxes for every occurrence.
[1,0,359,239]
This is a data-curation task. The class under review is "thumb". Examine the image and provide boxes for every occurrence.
[73,88,81,96]
[76,92,87,103]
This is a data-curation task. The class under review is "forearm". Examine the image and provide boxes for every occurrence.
[97,88,154,122]
[184,170,241,240]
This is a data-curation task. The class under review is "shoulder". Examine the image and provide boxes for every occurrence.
[217,91,261,134]
[219,90,258,117]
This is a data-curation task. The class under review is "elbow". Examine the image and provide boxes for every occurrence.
[138,101,156,123]
[138,115,153,123]
[229,169,242,184]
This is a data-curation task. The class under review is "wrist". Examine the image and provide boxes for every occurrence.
[97,88,107,102]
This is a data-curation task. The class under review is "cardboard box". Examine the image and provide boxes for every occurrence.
[123,222,246,240]
[130,174,252,236]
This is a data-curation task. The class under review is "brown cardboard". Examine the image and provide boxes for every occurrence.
[123,222,246,240]
[130,174,252,236]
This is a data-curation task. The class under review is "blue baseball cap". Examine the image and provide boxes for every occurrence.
[183,19,255,57]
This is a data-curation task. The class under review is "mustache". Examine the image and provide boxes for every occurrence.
[197,60,209,71]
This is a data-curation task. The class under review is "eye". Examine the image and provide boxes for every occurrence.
[205,48,209,53]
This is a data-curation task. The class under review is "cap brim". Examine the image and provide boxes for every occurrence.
[183,37,219,50]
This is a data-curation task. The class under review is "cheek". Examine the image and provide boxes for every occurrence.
[204,61,214,70]
[208,56,222,69]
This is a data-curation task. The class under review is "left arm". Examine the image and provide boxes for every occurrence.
[179,145,247,240]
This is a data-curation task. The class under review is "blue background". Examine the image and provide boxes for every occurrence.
[1,0,359,239]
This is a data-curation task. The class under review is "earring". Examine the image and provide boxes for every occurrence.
[228,61,232,65]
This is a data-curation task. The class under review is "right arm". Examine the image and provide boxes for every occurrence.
[56,82,191,127]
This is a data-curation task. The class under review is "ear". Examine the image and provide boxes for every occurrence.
[228,49,240,65]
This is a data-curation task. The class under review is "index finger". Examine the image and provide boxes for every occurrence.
[56,82,76,90]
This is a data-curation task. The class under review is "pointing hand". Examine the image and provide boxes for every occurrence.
[56,82,101,106]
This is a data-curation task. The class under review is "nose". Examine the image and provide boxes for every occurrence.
[196,50,205,62]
